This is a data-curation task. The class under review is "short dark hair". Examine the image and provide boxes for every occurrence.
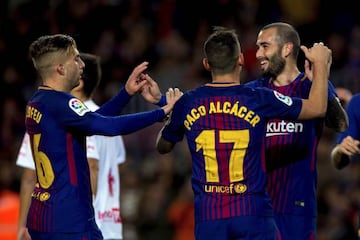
[29,34,77,66]
[261,22,301,59]
[29,34,77,78]
[203,26,241,75]
[80,53,101,98]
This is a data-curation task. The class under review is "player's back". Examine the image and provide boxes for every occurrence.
[167,84,301,221]
[25,88,96,232]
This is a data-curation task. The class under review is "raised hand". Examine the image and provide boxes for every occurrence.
[300,42,332,74]
[140,74,162,104]
[338,136,360,157]
[161,88,183,114]
[331,135,360,169]
[125,61,149,95]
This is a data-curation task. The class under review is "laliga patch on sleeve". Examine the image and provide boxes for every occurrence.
[273,90,293,106]
[68,98,90,116]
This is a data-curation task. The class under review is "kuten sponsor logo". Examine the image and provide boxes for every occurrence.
[266,120,303,137]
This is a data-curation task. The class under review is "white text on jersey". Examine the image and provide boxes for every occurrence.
[266,120,303,137]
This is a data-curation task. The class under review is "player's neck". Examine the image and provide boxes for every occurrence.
[40,82,65,92]
[211,73,240,85]
[72,92,89,102]
[42,76,74,92]
[271,67,300,87]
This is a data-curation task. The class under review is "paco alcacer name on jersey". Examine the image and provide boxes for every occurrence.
[266,120,303,137]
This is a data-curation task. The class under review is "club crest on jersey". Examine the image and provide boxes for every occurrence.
[273,90,293,106]
[69,98,90,116]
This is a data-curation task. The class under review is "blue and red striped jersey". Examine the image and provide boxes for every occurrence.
[25,86,165,232]
[246,73,337,217]
[161,83,302,222]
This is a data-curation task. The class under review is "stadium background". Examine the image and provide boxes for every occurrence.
[0,0,359,239]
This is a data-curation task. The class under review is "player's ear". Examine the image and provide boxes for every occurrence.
[57,64,65,75]
[203,58,211,71]
[238,53,244,66]
[283,42,292,58]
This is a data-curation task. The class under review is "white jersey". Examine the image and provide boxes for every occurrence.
[16,132,34,170]
[16,100,125,240]
[85,100,125,240]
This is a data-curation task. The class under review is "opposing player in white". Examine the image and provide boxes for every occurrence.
[86,100,126,240]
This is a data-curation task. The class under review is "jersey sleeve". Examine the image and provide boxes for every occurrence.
[60,97,166,136]
[256,87,303,120]
[161,98,186,143]
[95,87,132,116]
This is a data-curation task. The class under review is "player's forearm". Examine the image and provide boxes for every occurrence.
[156,124,175,154]
[310,61,328,115]
[88,158,98,196]
[18,169,36,229]
[302,62,329,119]
[92,109,166,135]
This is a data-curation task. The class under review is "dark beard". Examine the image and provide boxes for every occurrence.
[262,50,286,78]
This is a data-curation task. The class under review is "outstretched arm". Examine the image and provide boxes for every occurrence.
[89,88,183,136]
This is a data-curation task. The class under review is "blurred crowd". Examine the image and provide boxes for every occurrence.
[1,0,360,239]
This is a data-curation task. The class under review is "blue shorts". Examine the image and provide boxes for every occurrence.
[275,213,316,240]
[195,215,281,240]
[28,228,103,240]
